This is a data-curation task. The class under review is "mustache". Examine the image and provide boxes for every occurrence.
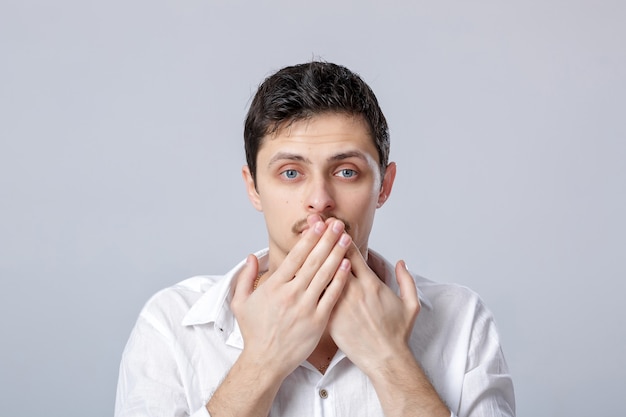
[292,215,351,235]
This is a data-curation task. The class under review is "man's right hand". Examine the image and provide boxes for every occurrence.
[232,214,352,378]
[207,215,351,416]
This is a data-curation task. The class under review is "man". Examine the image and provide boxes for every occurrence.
[115,61,515,417]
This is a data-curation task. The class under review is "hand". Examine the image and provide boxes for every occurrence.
[231,215,353,380]
[328,245,420,376]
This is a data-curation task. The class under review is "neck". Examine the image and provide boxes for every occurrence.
[308,332,338,374]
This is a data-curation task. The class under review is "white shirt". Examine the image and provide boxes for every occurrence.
[115,249,515,417]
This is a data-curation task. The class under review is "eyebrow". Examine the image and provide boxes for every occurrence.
[267,150,369,167]
[328,150,370,163]
[267,152,311,167]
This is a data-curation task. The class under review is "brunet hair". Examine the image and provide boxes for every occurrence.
[244,61,390,183]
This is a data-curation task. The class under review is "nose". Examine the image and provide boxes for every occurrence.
[305,177,336,214]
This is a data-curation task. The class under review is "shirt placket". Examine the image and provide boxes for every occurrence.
[313,378,334,417]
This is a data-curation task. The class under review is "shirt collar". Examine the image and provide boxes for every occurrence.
[181,249,269,348]
[181,247,432,336]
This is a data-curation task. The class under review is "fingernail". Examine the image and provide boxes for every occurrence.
[340,258,350,270]
[339,233,351,247]
[314,221,325,234]
[308,214,321,224]
[332,220,344,233]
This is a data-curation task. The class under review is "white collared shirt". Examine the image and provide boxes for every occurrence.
[115,249,515,417]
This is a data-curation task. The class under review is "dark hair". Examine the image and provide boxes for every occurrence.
[244,61,389,183]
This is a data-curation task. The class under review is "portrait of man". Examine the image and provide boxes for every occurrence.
[114,62,515,417]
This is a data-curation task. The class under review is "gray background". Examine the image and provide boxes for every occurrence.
[1,0,624,416]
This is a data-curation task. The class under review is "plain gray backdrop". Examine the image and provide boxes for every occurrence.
[1,1,624,416]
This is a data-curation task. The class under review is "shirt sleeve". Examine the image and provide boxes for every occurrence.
[457,300,516,417]
[114,305,207,417]
[190,407,211,417]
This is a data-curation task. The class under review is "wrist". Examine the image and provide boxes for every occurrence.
[366,348,449,417]
[352,341,414,381]
[207,350,287,416]
[364,345,417,383]
[236,348,292,387]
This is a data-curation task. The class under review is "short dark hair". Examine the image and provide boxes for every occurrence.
[244,61,389,183]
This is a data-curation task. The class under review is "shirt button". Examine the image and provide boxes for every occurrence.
[319,389,328,399]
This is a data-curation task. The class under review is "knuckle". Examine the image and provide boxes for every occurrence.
[407,300,420,318]
[279,284,300,305]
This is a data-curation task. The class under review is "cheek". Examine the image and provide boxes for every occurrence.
[340,193,378,230]
[259,185,293,207]
[261,194,297,224]
[340,185,379,211]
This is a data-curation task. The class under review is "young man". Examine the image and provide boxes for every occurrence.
[115,62,515,417]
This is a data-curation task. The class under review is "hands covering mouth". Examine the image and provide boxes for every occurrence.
[292,214,351,236]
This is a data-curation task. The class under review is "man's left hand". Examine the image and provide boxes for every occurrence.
[328,244,420,376]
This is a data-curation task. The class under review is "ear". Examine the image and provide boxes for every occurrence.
[377,162,396,208]
[242,165,263,211]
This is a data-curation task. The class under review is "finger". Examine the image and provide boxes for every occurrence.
[275,220,327,282]
[232,254,258,306]
[294,219,348,288]
[305,231,352,297]
[345,242,371,277]
[316,258,351,314]
[307,213,324,227]
[395,260,420,311]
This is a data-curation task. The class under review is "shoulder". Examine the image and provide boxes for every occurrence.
[412,273,500,332]
[413,274,503,344]
[145,275,221,308]
[415,274,484,308]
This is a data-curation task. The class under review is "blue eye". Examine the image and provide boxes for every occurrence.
[337,169,357,178]
[282,169,299,179]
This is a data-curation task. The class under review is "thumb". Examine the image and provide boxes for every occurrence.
[395,260,420,313]
[233,254,259,305]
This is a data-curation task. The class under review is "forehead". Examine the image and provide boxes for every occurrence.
[259,113,379,162]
